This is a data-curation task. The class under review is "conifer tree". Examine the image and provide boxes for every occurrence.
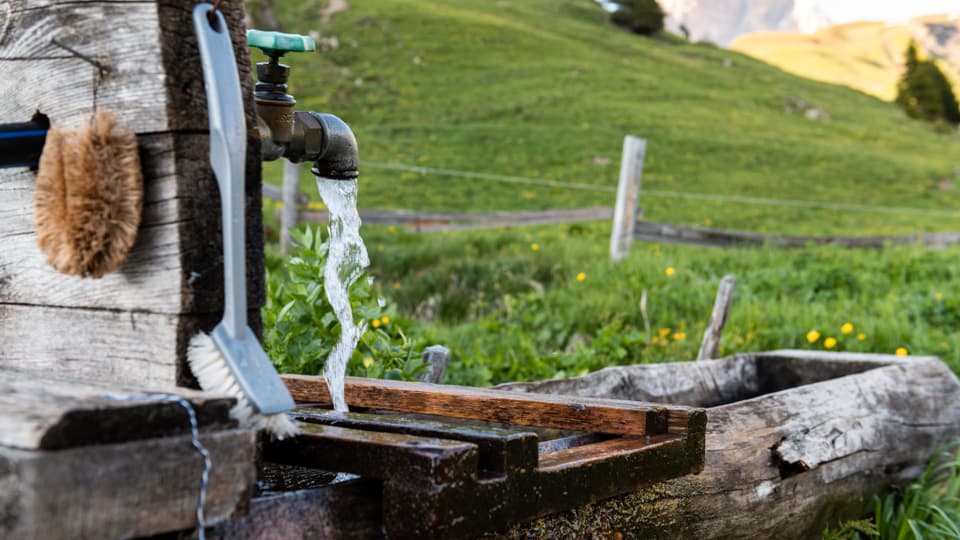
[896,41,960,127]
[611,0,665,36]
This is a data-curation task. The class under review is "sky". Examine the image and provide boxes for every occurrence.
[814,0,958,23]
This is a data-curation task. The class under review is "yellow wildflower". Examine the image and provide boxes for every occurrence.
[895,347,909,356]
[806,330,821,344]
[372,319,381,328]
[531,243,540,252]
[824,337,837,349]
[935,292,944,301]
[393,282,401,290]
[307,201,326,210]
[840,323,854,335]
[857,333,866,341]
[380,316,390,325]
[387,225,398,233]
[362,356,374,368]
[659,328,672,337]
[673,332,686,341]
[651,336,660,345]
[665,267,676,277]
[576,272,586,282]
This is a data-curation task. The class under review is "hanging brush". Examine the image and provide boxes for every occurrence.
[34,110,143,279]
[187,3,297,438]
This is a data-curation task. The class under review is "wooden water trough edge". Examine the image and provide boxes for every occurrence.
[206,350,960,540]
[271,374,707,539]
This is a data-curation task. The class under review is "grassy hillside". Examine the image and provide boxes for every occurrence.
[254,0,960,236]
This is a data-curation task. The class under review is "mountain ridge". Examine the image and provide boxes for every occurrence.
[732,15,960,100]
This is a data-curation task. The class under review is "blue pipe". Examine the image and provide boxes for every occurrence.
[0,115,49,169]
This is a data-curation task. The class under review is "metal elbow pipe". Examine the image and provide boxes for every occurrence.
[308,112,358,180]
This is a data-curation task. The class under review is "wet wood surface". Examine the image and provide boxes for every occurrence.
[282,374,693,436]
[293,408,539,476]
[262,392,706,539]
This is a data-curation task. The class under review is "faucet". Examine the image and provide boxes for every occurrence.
[247,29,358,180]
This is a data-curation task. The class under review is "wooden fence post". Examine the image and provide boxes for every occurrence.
[609,136,647,262]
[281,159,302,255]
[697,274,737,361]
[418,345,450,384]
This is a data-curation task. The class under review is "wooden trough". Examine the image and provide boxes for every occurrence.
[205,349,960,539]
[2,0,959,538]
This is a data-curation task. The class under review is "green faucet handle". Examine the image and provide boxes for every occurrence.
[246,29,316,56]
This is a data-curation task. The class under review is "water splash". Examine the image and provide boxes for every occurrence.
[316,178,370,412]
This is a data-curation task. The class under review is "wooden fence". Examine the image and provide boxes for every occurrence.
[268,135,960,257]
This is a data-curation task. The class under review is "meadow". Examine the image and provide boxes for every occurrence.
[252,0,960,383]
[253,0,960,535]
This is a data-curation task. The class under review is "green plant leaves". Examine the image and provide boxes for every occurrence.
[263,225,427,380]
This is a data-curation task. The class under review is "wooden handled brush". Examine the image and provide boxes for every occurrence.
[187,3,297,438]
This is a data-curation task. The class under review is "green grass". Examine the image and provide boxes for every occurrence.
[310,222,960,386]
[825,444,960,539]
[254,0,959,235]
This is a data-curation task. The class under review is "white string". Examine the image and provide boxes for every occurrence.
[361,161,960,219]
[102,393,211,540]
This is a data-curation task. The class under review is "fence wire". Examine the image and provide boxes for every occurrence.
[361,161,960,219]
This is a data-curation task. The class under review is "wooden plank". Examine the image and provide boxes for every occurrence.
[264,422,479,484]
[696,274,736,360]
[293,408,539,475]
[0,133,260,315]
[0,304,185,386]
[206,481,385,540]
[0,2,168,132]
[0,372,235,450]
[610,135,646,262]
[634,220,960,249]
[283,374,674,436]
[294,207,614,230]
[538,433,680,471]
[0,428,256,540]
[496,353,960,539]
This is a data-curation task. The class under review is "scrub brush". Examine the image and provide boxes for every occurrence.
[34,110,143,278]
[188,3,297,438]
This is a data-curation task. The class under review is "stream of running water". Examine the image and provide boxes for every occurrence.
[316,177,369,412]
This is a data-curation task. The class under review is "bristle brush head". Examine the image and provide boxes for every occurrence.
[188,332,299,439]
[34,110,143,278]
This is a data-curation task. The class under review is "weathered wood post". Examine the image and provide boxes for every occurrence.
[609,135,646,262]
[697,274,736,360]
[280,159,302,254]
[0,1,262,536]
[0,0,264,389]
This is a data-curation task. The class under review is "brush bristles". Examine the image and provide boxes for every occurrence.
[34,110,143,278]
[188,333,299,439]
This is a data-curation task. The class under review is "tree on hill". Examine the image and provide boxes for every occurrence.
[895,41,960,128]
[610,0,665,36]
